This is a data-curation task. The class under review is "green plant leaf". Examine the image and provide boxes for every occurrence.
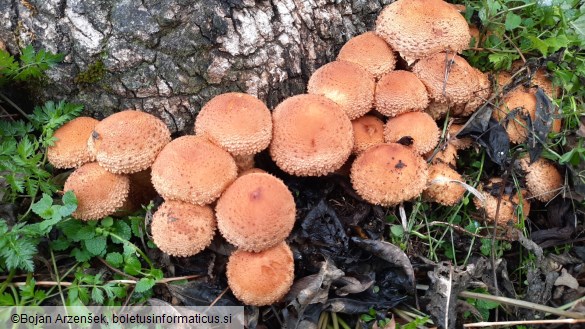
[505,12,522,31]
[31,194,54,219]
[105,252,124,268]
[59,191,78,216]
[124,256,142,276]
[84,236,107,256]
[71,248,92,262]
[134,277,155,293]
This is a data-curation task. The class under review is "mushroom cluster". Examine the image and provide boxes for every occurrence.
[48,0,566,307]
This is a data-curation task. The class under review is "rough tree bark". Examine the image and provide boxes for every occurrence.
[0,0,391,133]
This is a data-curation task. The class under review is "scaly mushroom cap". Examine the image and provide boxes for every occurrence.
[48,117,99,169]
[532,68,560,99]
[520,158,563,202]
[270,94,354,176]
[216,173,296,252]
[473,187,530,226]
[423,163,465,206]
[151,136,238,205]
[425,101,450,120]
[151,200,216,257]
[88,110,171,174]
[493,88,536,143]
[384,112,440,155]
[375,70,429,117]
[351,143,428,206]
[64,162,130,221]
[227,241,294,306]
[337,31,397,79]
[195,92,272,156]
[351,115,385,154]
[412,53,480,105]
[307,61,375,120]
[448,123,473,150]
[425,143,458,166]
[455,68,491,117]
[375,0,470,62]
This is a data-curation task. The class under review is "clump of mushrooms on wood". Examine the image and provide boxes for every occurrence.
[48,0,564,306]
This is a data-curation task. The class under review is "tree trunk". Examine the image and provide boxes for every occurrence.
[0,0,391,133]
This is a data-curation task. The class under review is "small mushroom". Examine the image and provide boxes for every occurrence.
[351,115,385,154]
[473,180,530,226]
[151,200,216,257]
[48,117,99,169]
[216,172,296,252]
[226,241,294,306]
[492,88,536,143]
[64,162,129,221]
[384,112,440,155]
[337,31,397,79]
[307,61,376,120]
[375,70,429,117]
[520,158,563,202]
[423,163,466,206]
[88,110,171,174]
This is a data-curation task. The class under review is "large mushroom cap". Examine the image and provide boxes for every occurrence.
[412,53,480,106]
[350,143,428,206]
[351,115,385,154]
[216,172,296,252]
[520,158,563,202]
[307,61,375,120]
[64,162,129,220]
[493,88,536,144]
[48,117,99,169]
[151,135,238,205]
[375,0,470,62]
[195,92,272,156]
[227,241,294,306]
[375,70,429,117]
[337,31,396,79]
[88,110,171,174]
[270,94,354,176]
[151,200,216,257]
[384,112,440,155]
[423,163,466,206]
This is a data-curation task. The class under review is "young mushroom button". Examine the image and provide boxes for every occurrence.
[48,117,99,169]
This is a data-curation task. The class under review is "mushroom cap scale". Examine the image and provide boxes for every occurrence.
[48,117,99,169]
[307,61,375,120]
[375,70,429,117]
[88,110,171,174]
[216,172,296,252]
[151,135,238,205]
[520,158,563,202]
[64,162,130,221]
[227,242,294,306]
[151,200,216,257]
[269,94,354,176]
[350,143,428,206]
[195,92,272,156]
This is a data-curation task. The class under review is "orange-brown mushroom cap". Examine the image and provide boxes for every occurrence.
[350,143,428,206]
[48,117,99,169]
[195,92,272,156]
[493,88,536,144]
[375,70,429,117]
[423,163,466,206]
[226,241,294,306]
[151,200,216,257]
[307,61,375,120]
[384,112,440,155]
[64,162,130,221]
[351,115,385,154]
[448,123,473,150]
[88,110,171,174]
[216,172,296,252]
[375,0,470,62]
[520,158,563,202]
[337,31,397,79]
[151,136,238,205]
[270,94,354,176]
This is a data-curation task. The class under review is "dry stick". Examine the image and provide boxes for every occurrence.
[464,319,585,328]
[444,265,453,328]
[204,287,229,313]
[98,257,139,281]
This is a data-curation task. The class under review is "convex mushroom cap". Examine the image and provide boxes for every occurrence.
[493,88,536,144]
[375,0,470,62]
[151,200,216,257]
[337,31,396,79]
[384,112,440,155]
[151,136,238,205]
[195,92,272,156]
[520,158,563,202]
[270,94,354,176]
[48,117,99,169]
[307,61,375,120]
[423,163,466,206]
[351,115,385,154]
[227,241,294,306]
[375,70,429,117]
[216,172,296,252]
[351,143,428,206]
[64,162,129,220]
[88,110,171,174]
[473,182,530,226]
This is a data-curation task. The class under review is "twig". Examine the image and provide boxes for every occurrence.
[464,318,585,327]
[0,92,29,120]
[98,257,138,281]
[204,286,228,313]
[444,265,453,328]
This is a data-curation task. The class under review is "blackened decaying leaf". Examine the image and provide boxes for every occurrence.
[324,295,405,314]
[530,226,574,248]
[168,279,238,306]
[527,88,555,162]
[350,237,415,291]
[397,136,414,146]
[457,106,509,166]
[334,275,375,296]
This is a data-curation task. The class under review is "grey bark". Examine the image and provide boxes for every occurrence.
[0,0,391,133]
